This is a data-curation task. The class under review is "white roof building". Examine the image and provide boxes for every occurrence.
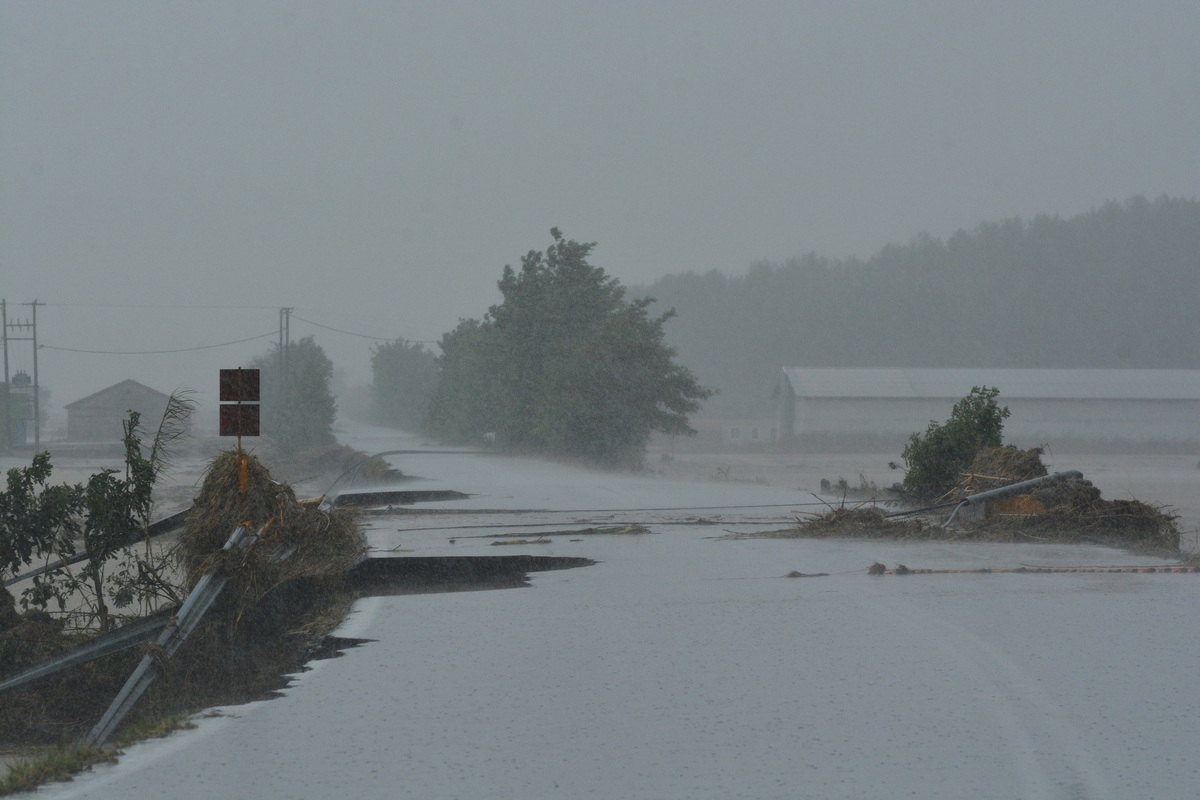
[775,368,1200,448]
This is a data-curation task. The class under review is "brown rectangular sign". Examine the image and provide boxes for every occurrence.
[219,404,260,437]
[220,368,261,402]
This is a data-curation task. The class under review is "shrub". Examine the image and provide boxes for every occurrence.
[892,386,1011,501]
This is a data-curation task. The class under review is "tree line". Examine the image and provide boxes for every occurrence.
[240,195,1200,462]
[633,195,1200,415]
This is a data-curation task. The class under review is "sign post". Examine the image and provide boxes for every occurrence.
[219,368,260,493]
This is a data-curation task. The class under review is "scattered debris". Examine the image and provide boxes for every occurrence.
[737,506,926,541]
[819,473,890,500]
[180,450,365,600]
[742,447,1181,553]
[473,524,654,541]
[330,489,469,509]
[865,562,1200,576]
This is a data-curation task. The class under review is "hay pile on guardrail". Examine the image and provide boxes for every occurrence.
[942,446,1178,550]
[147,450,367,716]
[179,450,365,607]
[978,474,1180,550]
[1,451,367,754]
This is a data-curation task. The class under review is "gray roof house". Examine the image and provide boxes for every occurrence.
[64,379,180,442]
[775,368,1200,448]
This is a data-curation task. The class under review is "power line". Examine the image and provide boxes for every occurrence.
[38,303,282,310]
[39,331,278,355]
[290,313,438,344]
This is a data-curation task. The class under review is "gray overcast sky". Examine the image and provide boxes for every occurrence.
[2,1,1198,420]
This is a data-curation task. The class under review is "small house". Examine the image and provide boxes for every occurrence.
[64,379,181,442]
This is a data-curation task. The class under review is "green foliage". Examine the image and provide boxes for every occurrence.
[426,229,712,468]
[250,336,337,454]
[370,338,439,431]
[0,394,195,631]
[0,453,79,580]
[893,386,1011,501]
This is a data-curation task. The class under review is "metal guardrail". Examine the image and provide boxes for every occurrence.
[942,470,1084,527]
[0,608,175,696]
[4,507,192,589]
[86,524,256,747]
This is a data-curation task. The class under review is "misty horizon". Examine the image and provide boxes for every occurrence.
[3,2,1198,422]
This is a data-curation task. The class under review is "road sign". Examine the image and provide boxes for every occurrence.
[219,404,260,437]
[219,368,260,438]
[220,368,260,402]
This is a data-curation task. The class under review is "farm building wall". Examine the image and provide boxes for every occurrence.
[777,369,1200,449]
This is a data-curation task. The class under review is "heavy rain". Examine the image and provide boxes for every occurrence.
[2,3,1199,799]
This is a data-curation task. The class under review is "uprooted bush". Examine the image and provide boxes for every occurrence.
[892,386,1011,502]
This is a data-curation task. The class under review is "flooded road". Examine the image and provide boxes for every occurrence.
[30,425,1200,799]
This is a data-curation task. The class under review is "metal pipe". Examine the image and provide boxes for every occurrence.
[943,470,1083,527]
[958,470,1082,505]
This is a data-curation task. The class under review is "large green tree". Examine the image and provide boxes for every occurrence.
[370,338,439,431]
[250,336,337,454]
[426,229,712,468]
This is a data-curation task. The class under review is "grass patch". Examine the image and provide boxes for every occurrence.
[0,743,117,796]
[112,712,198,747]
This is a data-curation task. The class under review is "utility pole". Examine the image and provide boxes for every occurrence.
[1,299,9,454]
[279,307,293,394]
[28,300,40,448]
[3,300,40,450]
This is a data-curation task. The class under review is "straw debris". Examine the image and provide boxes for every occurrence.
[179,450,366,601]
[748,506,927,540]
[949,446,1048,500]
[946,448,1179,550]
